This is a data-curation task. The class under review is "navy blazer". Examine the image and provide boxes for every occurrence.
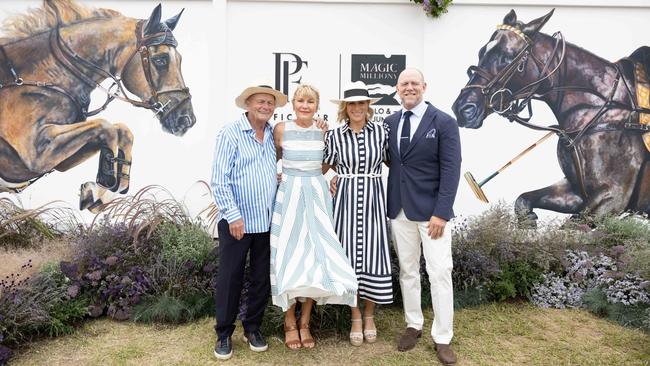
[385,102,461,221]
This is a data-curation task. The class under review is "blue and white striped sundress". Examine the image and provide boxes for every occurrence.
[270,121,358,311]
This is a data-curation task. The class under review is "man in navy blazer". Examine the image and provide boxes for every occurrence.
[384,68,461,365]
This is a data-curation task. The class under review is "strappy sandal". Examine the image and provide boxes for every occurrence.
[284,322,302,350]
[350,318,363,346]
[299,322,315,349]
[363,316,377,344]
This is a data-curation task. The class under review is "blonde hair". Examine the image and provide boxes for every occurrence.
[336,101,374,123]
[292,84,320,109]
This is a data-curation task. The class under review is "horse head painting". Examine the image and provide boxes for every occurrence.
[0,0,195,212]
[452,9,650,224]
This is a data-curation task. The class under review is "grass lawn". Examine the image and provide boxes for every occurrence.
[11,302,650,365]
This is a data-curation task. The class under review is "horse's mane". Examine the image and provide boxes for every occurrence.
[1,0,122,41]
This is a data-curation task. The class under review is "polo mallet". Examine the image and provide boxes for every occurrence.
[465,131,554,203]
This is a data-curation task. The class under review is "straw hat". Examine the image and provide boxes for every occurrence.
[235,82,288,109]
[330,81,381,104]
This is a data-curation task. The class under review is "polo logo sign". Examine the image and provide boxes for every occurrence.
[351,54,405,106]
[274,52,308,96]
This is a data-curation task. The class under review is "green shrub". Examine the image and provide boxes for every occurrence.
[157,222,214,264]
[452,204,586,280]
[582,288,609,316]
[597,215,650,246]
[0,261,88,345]
[625,239,650,279]
[45,295,89,337]
[583,288,650,331]
[132,293,213,323]
[488,261,543,301]
[313,304,352,337]
[454,286,491,309]
[119,221,217,324]
[66,220,217,321]
[145,255,201,298]
[38,263,89,337]
[260,301,286,336]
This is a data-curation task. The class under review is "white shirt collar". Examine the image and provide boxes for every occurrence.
[402,100,427,118]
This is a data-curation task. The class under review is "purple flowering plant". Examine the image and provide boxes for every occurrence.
[0,344,11,365]
[63,223,157,320]
[410,0,453,18]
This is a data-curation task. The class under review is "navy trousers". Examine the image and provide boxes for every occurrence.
[214,219,271,338]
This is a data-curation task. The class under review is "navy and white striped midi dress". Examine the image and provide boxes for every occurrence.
[324,122,393,304]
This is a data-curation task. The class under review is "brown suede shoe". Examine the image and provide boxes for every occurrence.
[435,343,457,365]
[397,327,422,351]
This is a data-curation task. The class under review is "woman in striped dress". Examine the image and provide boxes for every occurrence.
[270,84,358,350]
[323,82,393,346]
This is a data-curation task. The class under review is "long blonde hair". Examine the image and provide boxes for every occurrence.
[336,101,374,123]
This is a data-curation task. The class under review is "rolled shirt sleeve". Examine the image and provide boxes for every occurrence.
[211,128,242,224]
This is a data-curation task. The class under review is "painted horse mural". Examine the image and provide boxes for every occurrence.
[452,9,650,223]
[0,0,195,211]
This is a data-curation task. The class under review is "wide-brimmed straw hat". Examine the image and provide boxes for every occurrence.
[330,81,381,104]
[235,82,288,109]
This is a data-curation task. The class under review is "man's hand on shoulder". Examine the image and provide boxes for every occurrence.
[229,219,245,240]
[427,216,447,240]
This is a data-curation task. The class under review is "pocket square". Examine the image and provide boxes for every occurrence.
[425,128,437,139]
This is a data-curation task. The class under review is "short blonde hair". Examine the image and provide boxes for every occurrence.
[336,101,374,123]
[292,84,320,108]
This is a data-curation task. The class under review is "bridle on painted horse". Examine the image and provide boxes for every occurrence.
[459,24,633,199]
[49,14,192,122]
[460,24,650,147]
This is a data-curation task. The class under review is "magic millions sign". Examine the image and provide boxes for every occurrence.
[349,54,405,122]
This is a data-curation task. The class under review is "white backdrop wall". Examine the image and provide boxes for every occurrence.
[1,0,649,223]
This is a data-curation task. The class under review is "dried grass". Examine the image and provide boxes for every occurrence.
[89,185,194,242]
[88,183,217,241]
[0,238,72,280]
[0,196,81,249]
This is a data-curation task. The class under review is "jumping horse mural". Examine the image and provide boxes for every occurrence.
[0,0,195,211]
[453,9,650,224]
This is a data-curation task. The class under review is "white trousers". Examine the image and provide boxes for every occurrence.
[391,210,454,344]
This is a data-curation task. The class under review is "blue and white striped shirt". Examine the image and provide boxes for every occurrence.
[211,113,277,233]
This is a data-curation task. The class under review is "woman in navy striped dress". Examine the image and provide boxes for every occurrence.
[324,82,393,346]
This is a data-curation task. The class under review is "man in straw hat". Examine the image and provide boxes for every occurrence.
[211,83,287,360]
[384,68,461,365]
